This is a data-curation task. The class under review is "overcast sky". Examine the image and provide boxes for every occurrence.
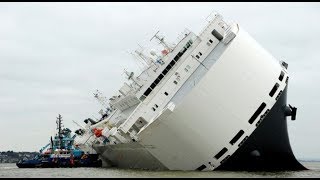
[1,2,319,160]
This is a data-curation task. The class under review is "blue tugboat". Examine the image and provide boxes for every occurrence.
[16,114,102,168]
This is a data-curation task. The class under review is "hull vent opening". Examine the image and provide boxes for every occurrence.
[229,130,244,145]
[269,83,280,97]
[248,103,266,124]
[214,147,228,160]
[196,164,207,171]
[279,71,285,81]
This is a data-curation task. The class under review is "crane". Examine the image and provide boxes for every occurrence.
[39,143,50,153]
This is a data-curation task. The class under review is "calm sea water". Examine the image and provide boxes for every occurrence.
[1,162,320,178]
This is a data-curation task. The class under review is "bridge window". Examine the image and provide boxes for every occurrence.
[143,88,152,97]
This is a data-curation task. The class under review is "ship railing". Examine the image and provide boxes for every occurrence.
[205,10,220,23]
[175,28,191,45]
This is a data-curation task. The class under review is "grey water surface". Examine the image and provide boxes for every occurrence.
[1,161,320,178]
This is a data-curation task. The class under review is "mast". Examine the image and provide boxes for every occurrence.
[150,30,173,52]
[50,136,53,153]
[124,69,142,88]
[93,90,109,109]
[56,114,63,149]
[134,44,156,67]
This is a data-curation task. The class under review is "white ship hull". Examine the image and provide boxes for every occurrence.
[94,86,304,171]
[90,27,305,171]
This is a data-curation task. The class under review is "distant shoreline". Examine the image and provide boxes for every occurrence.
[0,151,39,163]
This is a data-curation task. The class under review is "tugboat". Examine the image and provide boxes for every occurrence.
[16,114,102,168]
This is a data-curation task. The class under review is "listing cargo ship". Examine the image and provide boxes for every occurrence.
[72,12,306,171]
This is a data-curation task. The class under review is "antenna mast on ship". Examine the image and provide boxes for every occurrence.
[124,69,142,88]
[150,30,173,52]
[93,89,113,116]
[93,90,109,109]
[56,114,63,150]
[126,50,147,71]
[132,44,156,67]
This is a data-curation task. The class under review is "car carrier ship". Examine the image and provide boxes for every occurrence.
[73,11,306,171]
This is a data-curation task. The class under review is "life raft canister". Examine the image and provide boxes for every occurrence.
[93,128,103,137]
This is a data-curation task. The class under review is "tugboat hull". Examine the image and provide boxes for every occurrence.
[16,155,102,168]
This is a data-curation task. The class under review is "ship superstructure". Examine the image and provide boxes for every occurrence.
[73,12,306,171]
